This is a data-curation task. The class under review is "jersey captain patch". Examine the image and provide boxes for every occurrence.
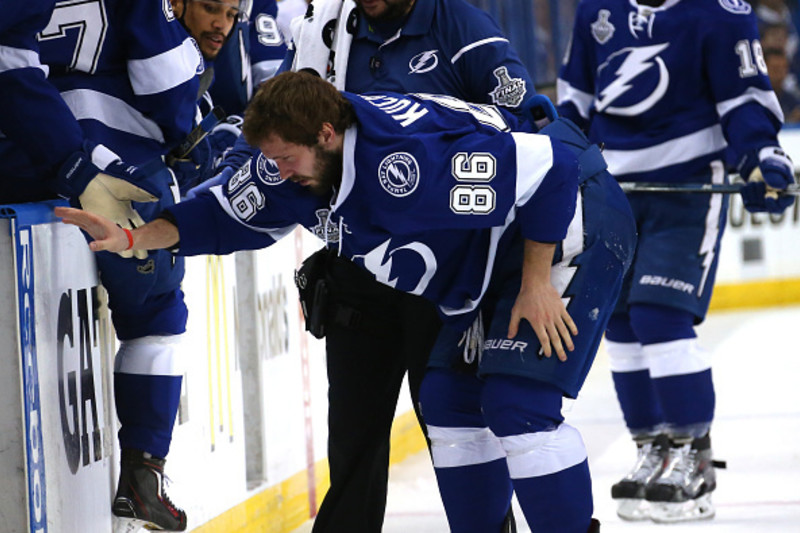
[378,152,419,197]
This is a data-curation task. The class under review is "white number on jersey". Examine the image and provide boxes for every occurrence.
[255,14,283,46]
[38,0,108,74]
[450,152,497,214]
[735,39,767,78]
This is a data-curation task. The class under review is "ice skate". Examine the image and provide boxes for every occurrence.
[645,433,718,523]
[112,449,187,531]
[610,433,669,520]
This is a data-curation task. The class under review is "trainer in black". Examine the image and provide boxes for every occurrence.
[112,448,187,531]
[611,433,669,521]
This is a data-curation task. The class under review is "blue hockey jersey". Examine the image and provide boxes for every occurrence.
[0,0,85,201]
[209,0,287,116]
[169,92,579,326]
[34,0,203,164]
[557,0,784,182]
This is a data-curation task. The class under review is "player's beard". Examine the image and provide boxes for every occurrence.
[357,0,416,21]
[295,144,343,196]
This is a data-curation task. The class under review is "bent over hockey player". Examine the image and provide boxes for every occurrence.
[55,71,637,533]
[557,0,796,524]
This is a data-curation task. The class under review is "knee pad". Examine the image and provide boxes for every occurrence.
[115,334,186,376]
[628,303,696,345]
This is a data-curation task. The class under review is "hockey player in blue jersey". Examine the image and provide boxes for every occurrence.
[56,70,637,533]
[208,0,287,116]
[187,1,546,530]
[0,1,206,530]
[557,0,796,524]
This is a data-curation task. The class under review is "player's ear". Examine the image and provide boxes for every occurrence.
[318,122,336,147]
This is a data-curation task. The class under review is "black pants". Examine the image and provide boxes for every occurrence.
[311,253,442,533]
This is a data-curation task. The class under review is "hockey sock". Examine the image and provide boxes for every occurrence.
[607,340,665,433]
[420,369,513,532]
[645,339,715,430]
[482,375,594,533]
[114,336,184,458]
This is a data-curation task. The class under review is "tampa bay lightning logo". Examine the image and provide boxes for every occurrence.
[595,43,669,116]
[353,239,437,295]
[718,0,751,14]
[378,152,419,197]
[255,153,283,185]
[409,50,439,74]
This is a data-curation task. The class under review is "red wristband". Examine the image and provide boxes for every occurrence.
[122,228,134,250]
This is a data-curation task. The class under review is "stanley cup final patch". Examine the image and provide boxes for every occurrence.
[591,9,615,44]
[488,66,527,108]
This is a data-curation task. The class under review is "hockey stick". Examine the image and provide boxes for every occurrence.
[168,106,226,161]
[619,181,800,196]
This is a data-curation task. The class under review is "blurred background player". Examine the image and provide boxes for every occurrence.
[208,0,288,117]
[0,1,206,530]
[557,0,796,524]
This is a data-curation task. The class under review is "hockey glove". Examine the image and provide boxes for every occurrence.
[58,142,158,259]
[523,94,558,132]
[185,166,234,200]
[740,146,796,214]
[207,115,243,168]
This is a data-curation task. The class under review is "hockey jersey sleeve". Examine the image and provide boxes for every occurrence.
[120,0,202,151]
[444,4,536,112]
[555,4,596,131]
[704,7,783,163]
[0,1,83,172]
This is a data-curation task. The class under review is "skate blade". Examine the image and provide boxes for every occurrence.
[113,516,149,533]
[615,498,651,521]
[649,493,715,523]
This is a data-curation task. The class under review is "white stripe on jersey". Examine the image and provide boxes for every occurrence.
[61,88,165,143]
[0,45,48,75]
[127,37,201,96]
[510,132,553,207]
[603,124,727,176]
[450,37,510,64]
[716,86,784,123]
[556,79,593,120]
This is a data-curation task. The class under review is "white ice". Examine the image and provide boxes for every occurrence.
[295,305,800,532]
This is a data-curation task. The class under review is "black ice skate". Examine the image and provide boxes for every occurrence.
[610,433,669,521]
[645,433,722,523]
[112,448,187,531]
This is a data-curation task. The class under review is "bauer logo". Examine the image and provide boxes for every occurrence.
[378,152,420,197]
[256,153,283,185]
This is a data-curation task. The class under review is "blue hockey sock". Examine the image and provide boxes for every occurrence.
[512,459,593,533]
[612,368,664,433]
[115,373,182,458]
[433,459,514,533]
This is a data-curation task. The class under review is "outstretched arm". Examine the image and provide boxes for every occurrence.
[54,206,180,254]
[507,239,578,362]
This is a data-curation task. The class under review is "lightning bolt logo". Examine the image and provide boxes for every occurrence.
[595,43,670,115]
[409,49,439,74]
[354,239,438,295]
